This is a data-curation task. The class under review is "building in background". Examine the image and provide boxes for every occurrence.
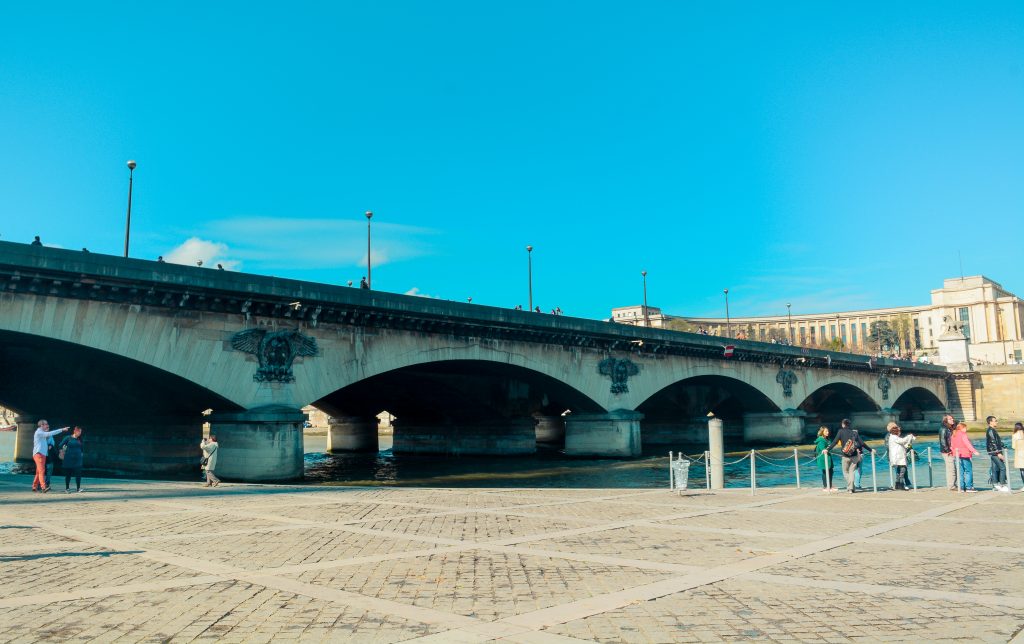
[612,276,1024,365]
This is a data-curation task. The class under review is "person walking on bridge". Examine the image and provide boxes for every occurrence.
[939,414,957,491]
[200,435,220,487]
[827,419,873,494]
[31,420,68,493]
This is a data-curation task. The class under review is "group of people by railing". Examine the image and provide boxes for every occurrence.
[814,414,1023,494]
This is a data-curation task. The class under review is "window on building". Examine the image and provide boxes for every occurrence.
[759,327,765,341]
[830,324,836,339]
[1015,349,1022,363]
[840,324,847,344]
[913,318,920,348]
[851,324,857,345]
[959,307,971,341]
[861,323,867,341]
[810,326,816,342]
[799,326,806,343]
[819,325,826,341]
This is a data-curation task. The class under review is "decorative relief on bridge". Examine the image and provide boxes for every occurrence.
[231,329,319,383]
[598,358,640,395]
[775,368,798,398]
[877,375,891,400]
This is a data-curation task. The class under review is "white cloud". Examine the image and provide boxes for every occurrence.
[404,287,439,298]
[164,237,241,270]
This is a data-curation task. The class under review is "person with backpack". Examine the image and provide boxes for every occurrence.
[815,426,836,492]
[826,418,874,493]
[938,414,958,491]
[950,421,979,492]
[984,416,1009,492]
[59,426,85,493]
[885,422,915,490]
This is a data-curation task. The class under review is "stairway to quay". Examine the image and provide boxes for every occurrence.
[1,475,1022,643]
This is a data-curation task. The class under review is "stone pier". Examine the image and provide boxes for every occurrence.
[743,410,808,443]
[208,406,306,482]
[327,416,378,452]
[564,410,642,457]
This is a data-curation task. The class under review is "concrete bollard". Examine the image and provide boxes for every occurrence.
[911,448,918,491]
[708,417,724,490]
[669,451,674,490]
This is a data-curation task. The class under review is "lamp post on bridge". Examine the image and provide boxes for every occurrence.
[641,270,649,328]
[723,288,731,338]
[526,245,534,311]
[787,302,793,345]
[365,211,373,289]
[123,160,136,258]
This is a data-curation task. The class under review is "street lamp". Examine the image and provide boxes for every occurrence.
[365,211,373,289]
[787,303,793,345]
[641,271,650,328]
[723,289,731,338]
[123,160,136,258]
[526,245,534,311]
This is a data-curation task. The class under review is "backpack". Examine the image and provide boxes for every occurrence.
[841,432,857,456]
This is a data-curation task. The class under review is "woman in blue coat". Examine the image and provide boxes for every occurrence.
[59,426,85,493]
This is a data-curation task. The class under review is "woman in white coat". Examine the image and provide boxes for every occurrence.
[200,435,220,487]
[886,422,916,490]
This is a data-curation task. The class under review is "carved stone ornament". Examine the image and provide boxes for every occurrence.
[598,358,640,395]
[776,368,798,398]
[231,328,319,383]
[877,375,892,400]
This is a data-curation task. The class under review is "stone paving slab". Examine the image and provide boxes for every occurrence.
[1,474,1023,643]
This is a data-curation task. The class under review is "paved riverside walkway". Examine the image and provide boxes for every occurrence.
[0,475,1022,643]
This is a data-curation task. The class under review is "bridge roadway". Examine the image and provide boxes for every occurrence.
[0,242,949,482]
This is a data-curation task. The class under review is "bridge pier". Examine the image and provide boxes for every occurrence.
[209,406,306,482]
[850,409,900,437]
[13,415,38,463]
[743,410,808,444]
[392,418,536,455]
[534,415,565,444]
[327,416,378,452]
[564,410,642,457]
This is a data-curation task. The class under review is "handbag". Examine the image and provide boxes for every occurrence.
[200,456,209,466]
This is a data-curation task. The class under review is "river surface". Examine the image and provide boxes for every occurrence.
[0,431,1006,489]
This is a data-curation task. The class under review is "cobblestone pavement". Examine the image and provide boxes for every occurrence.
[1,475,1022,643]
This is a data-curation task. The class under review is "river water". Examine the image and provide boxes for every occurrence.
[2,430,1006,490]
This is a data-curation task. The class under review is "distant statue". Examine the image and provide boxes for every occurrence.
[940,314,965,338]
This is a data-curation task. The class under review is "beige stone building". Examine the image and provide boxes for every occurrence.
[613,276,1024,366]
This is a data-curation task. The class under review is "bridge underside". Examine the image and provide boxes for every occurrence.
[313,360,605,456]
[1,331,240,477]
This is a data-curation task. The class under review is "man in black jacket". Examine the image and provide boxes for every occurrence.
[985,416,1009,492]
[939,414,957,491]
[827,418,874,493]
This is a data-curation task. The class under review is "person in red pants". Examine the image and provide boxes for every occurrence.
[32,420,68,493]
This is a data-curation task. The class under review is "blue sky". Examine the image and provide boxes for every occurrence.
[2,2,1022,319]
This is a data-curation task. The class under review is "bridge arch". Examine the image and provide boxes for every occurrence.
[798,381,880,429]
[0,329,241,475]
[891,386,945,421]
[308,358,605,455]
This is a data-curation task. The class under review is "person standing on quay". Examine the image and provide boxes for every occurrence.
[827,418,873,494]
[200,435,220,487]
[939,414,958,491]
[1013,422,1024,487]
[950,422,979,493]
[885,422,916,491]
[815,426,836,492]
[31,420,68,492]
[60,426,85,493]
[985,416,1009,492]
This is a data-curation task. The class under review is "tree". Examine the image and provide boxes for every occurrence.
[827,337,844,352]
[892,314,917,352]
[868,321,899,353]
[664,318,696,333]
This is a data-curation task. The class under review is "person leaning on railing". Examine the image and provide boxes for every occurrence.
[826,419,875,494]
[815,426,837,492]
[950,422,979,493]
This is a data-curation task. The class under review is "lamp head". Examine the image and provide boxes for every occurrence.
[365,210,373,219]
[127,160,137,171]
[526,245,533,252]
[641,270,647,277]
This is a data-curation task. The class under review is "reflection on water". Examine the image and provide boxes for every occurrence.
[0,431,1001,489]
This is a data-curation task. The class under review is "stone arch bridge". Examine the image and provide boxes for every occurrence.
[0,242,949,481]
